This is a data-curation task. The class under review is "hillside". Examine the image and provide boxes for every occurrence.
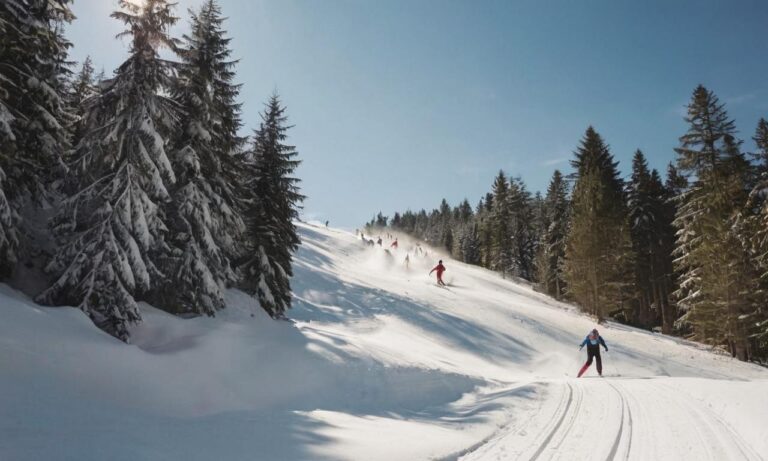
[1,222,766,460]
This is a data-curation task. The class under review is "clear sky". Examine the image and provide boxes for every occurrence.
[65,0,768,228]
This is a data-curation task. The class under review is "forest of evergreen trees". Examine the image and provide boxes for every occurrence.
[378,86,768,362]
[0,0,303,341]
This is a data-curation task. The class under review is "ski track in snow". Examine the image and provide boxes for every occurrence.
[2,222,767,461]
[459,378,765,461]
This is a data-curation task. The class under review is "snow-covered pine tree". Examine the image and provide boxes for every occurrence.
[672,85,757,360]
[240,94,304,318]
[66,56,97,150]
[37,0,180,341]
[0,0,73,278]
[535,169,569,299]
[161,0,246,316]
[564,127,633,321]
[735,118,768,358]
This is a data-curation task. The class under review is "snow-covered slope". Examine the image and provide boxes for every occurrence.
[1,222,767,460]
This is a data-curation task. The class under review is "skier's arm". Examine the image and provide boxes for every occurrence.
[600,337,608,351]
[429,267,436,275]
[579,337,588,349]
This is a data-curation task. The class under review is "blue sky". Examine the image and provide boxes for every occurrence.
[66,0,768,228]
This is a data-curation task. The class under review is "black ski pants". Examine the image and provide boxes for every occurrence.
[585,345,602,374]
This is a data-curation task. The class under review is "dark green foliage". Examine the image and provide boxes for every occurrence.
[160,0,246,316]
[0,0,73,278]
[536,170,569,299]
[240,94,304,318]
[626,151,675,331]
[563,127,633,321]
[66,56,96,151]
[673,85,759,360]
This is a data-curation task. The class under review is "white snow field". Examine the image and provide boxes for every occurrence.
[2,222,767,461]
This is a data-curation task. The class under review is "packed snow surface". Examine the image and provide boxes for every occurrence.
[2,222,767,460]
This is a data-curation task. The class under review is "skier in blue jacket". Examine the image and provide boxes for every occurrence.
[578,328,608,377]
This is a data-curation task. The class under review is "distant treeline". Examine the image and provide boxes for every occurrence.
[371,85,768,363]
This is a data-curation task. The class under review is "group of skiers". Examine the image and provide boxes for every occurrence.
[357,231,446,285]
[355,230,610,377]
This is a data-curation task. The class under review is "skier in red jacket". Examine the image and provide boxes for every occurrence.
[429,260,447,286]
[390,238,398,249]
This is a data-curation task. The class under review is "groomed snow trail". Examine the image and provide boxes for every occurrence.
[2,222,767,461]
[459,379,764,461]
[291,224,768,461]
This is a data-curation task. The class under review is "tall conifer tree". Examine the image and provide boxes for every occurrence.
[0,0,73,278]
[162,0,246,315]
[536,170,569,299]
[626,150,677,330]
[38,0,180,341]
[673,85,756,360]
[490,171,513,276]
[240,94,304,318]
[564,127,633,320]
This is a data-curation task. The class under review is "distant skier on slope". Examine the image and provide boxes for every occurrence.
[578,328,608,377]
[390,238,398,249]
[429,260,447,286]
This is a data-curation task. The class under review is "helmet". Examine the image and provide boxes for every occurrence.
[592,328,599,335]
[439,260,443,264]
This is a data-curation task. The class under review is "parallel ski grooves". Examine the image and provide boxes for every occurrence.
[529,382,573,461]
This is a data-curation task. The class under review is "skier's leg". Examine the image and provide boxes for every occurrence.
[578,354,593,377]
[596,352,602,375]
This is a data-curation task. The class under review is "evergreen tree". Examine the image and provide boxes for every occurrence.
[374,212,388,227]
[735,119,768,357]
[0,0,73,278]
[564,127,633,321]
[673,85,756,360]
[161,0,246,316]
[38,0,180,341]
[508,178,537,280]
[67,56,97,147]
[536,170,569,299]
[490,171,513,276]
[752,118,768,176]
[457,199,473,223]
[627,150,675,329]
[478,193,494,268]
[438,198,453,251]
[391,212,402,228]
[460,222,481,264]
[240,94,304,318]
